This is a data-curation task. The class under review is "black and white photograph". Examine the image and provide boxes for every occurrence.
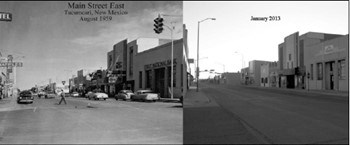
[183,1,348,144]
[0,1,183,144]
[0,1,349,144]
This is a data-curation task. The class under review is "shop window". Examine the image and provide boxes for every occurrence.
[338,59,346,80]
[310,64,313,80]
[317,63,323,80]
[146,70,152,88]
[139,71,142,88]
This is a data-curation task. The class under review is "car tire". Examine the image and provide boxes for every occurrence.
[104,98,106,100]
[115,98,118,101]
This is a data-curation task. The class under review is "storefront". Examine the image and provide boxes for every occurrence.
[304,35,348,91]
[132,39,188,99]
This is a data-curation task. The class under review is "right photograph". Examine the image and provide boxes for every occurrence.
[183,1,348,144]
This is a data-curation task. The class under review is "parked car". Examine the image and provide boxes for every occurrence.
[115,90,134,101]
[17,90,34,104]
[38,91,47,98]
[45,91,56,99]
[72,92,79,97]
[130,90,159,102]
[86,91,94,99]
[87,91,108,100]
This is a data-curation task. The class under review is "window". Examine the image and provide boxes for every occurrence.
[338,59,346,80]
[265,78,268,83]
[310,64,313,80]
[289,54,291,61]
[129,47,133,75]
[146,70,152,88]
[261,78,264,83]
[291,62,293,68]
[139,71,142,88]
[317,63,323,80]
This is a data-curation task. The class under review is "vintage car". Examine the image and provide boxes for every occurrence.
[45,91,56,99]
[115,90,134,101]
[87,91,108,100]
[38,91,47,98]
[130,90,159,102]
[17,90,34,104]
[71,92,79,97]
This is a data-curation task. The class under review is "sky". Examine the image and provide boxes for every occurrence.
[183,1,348,79]
[0,1,182,90]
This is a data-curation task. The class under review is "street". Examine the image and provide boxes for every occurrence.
[0,96,182,144]
[184,82,348,144]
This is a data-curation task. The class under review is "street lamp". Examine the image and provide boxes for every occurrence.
[197,18,215,92]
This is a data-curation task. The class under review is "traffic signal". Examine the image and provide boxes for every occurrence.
[153,15,164,34]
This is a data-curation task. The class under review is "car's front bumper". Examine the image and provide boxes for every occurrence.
[18,99,34,103]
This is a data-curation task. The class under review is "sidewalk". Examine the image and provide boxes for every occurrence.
[184,86,219,108]
[184,86,264,144]
[209,82,349,98]
[242,84,349,98]
[158,97,181,103]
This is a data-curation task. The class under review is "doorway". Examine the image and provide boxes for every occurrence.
[155,68,165,98]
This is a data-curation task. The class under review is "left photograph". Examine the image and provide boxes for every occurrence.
[0,1,184,144]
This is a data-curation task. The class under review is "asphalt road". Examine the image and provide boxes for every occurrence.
[0,96,182,144]
[186,83,348,144]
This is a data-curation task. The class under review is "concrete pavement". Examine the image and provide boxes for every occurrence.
[184,86,263,144]
[200,82,348,144]
[0,95,182,144]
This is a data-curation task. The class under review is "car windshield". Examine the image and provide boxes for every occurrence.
[138,90,153,94]
[20,91,31,96]
[125,90,133,93]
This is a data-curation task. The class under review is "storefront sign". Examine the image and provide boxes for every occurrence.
[144,58,177,70]
[324,45,335,54]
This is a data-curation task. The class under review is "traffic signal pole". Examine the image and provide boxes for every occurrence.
[154,14,178,100]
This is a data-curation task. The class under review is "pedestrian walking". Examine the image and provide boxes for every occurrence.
[58,89,67,105]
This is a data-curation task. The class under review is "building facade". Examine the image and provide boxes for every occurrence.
[278,32,344,89]
[261,61,279,87]
[105,25,189,99]
[241,60,271,86]
[304,34,348,91]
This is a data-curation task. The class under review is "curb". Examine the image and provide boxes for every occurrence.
[158,98,181,103]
